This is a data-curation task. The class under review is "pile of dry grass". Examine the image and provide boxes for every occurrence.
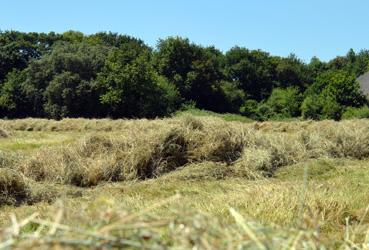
[0,118,178,132]
[0,152,20,169]
[0,128,9,138]
[0,194,367,249]
[296,120,369,159]
[162,161,262,181]
[17,117,252,186]
[0,168,30,206]
[236,119,369,176]
[9,116,369,186]
[18,127,191,186]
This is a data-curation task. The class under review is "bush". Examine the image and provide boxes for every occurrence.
[342,106,369,119]
[218,80,246,113]
[302,94,343,121]
[240,100,261,120]
[265,87,303,118]
[320,95,342,120]
[302,70,366,120]
[175,108,253,123]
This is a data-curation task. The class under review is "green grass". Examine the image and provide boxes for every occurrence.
[0,131,82,153]
[174,108,254,123]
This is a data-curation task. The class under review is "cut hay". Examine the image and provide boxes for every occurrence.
[18,127,191,186]
[0,168,30,206]
[0,128,9,138]
[8,116,369,186]
[161,161,262,181]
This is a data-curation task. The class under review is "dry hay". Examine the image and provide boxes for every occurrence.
[0,168,30,206]
[0,128,9,138]
[7,116,369,186]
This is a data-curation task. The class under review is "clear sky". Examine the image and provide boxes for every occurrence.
[2,0,369,62]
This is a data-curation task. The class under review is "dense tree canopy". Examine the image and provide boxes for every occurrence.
[97,44,180,118]
[0,30,367,120]
[301,70,366,120]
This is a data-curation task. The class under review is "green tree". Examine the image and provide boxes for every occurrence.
[318,70,365,107]
[308,56,328,80]
[302,70,366,120]
[265,87,302,118]
[217,81,245,113]
[0,31,61,83]
[44,72,98,119]
[86,32,147,49]
[301,95,323,120]
[240,99,262,120]
[28,42,110,117]
[225,47,274,101]
[0,32,38,83]
[97,47,180,118]
[0,69,30,117]
[154,37,227,111]
[274,54,312,89]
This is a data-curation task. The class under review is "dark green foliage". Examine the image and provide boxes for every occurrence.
[274,54,312,89]
[302,70,366,120]
[239,87,303,120]
[21,42,109,118]
[328,49,369,77]
[97,47,181,118]
[225,47,275,101]
[0,69,29,117]
[0,31,368,120]
[217,81,246,113]
[44,72,97,119]
[154,37,227,112]
[240,100,263,120]
[308,57,329,79]
[0,31,62,82]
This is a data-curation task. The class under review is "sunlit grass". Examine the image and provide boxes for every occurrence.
[0,117,368,249]
[0,131,83,153]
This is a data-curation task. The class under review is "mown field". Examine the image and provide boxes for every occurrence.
[0,115,369,249]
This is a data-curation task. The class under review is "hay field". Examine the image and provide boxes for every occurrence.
[0,116,369,249]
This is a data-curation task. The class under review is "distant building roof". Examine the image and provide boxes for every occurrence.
[358,72,369,98]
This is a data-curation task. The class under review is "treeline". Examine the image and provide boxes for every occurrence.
[0,30,368,120]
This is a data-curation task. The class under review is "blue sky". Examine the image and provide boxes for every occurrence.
[2,0,369,62]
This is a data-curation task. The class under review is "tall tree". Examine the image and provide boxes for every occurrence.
[97,45,180,118]
[225,47,275,101]
[154,37,228,111]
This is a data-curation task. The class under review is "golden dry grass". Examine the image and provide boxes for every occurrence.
[0,116,368,249]
[0,128,10,138]
[0,168,30,206]
[6,116,368,186]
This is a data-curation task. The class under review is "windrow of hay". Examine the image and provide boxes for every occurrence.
[161,161,263,181]
[18,127,191,186]
[0,128,10,138]
[8,116,369,186]
[0,118,179,132]
[296,120,369,159]
[0,151,21,168]
[16,117,254,186]
[0,168,31,206]
[0,168,68,207]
